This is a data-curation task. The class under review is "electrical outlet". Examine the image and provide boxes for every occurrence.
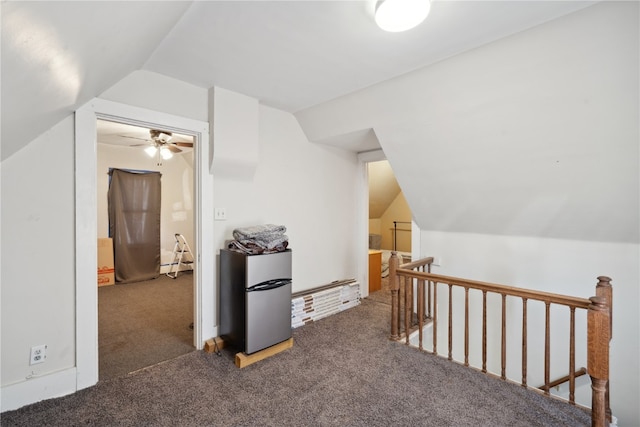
[214,208,227,221]
[432,257,441,267]
[30,345,47,365]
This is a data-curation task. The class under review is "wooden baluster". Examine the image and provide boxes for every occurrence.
[418,278,425,351]
[427,263,432,319]
[403,277,411,344]
[389,251,399,340]
[482,290,487,373]
[433,282,438,356]
[397,274,403,337]
[409,273,414,327]
[464,287,469,367]
[569,306,576,404]
[588,296,610,427]
[405,276,411,344]
[448,284,453,361]
[522,297,528,387]
[596,276,613,424]
[544,301,551,395]
[501,293,506,380]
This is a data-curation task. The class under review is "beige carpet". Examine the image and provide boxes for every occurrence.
[98,270,194,381]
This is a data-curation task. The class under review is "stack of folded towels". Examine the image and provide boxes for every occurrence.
[228,224,289,255]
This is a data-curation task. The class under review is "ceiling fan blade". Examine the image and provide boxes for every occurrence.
[120,135,150,142]
[173,142,193,148]
[167,145,182,153]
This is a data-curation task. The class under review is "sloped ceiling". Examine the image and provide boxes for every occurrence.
[3,1,635,244]
[296,2,639,244]
[1,0,597,160]
[368,161,401,219]
[1,1,192,160]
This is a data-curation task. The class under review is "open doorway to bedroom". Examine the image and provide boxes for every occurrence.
[96,119,195,381]
[367,160,412,304]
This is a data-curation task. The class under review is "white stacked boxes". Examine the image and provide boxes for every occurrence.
[291,280,360,328]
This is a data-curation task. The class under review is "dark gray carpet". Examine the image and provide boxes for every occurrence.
[1,298,590,426]
[98,270,194,381]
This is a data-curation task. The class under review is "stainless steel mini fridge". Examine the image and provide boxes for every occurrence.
[219,249,292,354]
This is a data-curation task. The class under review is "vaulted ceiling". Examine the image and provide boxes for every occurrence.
[3,1,636,244]
[2,0,597,160]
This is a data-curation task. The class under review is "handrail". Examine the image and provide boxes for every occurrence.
[395,269,592,309]
[539,367,587,391]
[387,252,612,427]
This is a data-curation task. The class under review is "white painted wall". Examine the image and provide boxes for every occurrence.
[1,116,76,385]
[210,87,259,179]
[99,70,208,123]
[97,144,194,270]
[419,230,639,424]
[213,103,361,298]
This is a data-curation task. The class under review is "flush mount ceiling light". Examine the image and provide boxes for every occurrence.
[375,0,431,32]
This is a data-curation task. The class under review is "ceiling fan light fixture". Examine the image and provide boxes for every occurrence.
[160,147,173,160]
[375,0,431,32]
[145,146,157,157]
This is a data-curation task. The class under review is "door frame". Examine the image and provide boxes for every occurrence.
[75,98,213,390]
[357,149,387,298]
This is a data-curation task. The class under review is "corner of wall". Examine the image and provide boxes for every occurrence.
[208,87,259,180]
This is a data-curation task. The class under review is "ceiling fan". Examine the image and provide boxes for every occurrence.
[120,129,193,165]
[121,129,193,160]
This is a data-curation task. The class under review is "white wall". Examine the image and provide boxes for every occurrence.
[97,144,194,269]
[213,104,361,297]
[419,230,639,424]
[1,116,77,386]
[99,70,208,123]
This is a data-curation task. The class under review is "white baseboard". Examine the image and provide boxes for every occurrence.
[160,264,193,275]
[1,368,77,412]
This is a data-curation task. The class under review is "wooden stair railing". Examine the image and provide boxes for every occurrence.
[388,252,612,427]
[539,367,588,391]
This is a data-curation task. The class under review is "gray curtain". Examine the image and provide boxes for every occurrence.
[108,169,161,283]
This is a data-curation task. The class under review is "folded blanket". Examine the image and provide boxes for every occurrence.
[228,239,288,255]
[230,224,288,254]
[233,224,286,241]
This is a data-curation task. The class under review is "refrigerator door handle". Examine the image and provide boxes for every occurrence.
[247,278,292,292]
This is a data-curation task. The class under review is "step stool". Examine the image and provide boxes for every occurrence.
[166,233,194,279]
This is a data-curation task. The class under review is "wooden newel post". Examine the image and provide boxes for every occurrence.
[595,276,613,424]
[587,295,610,427]
[389,251,399,340]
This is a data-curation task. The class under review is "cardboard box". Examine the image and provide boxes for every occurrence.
[98,238,115,286]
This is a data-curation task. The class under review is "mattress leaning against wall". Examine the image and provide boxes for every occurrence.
[291,279,360,328]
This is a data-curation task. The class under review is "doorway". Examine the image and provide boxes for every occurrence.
[362,155,412,304]
[75,99,214,391]
[96,120,195,380]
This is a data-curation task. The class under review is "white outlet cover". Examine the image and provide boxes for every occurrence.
[30,345,47,365]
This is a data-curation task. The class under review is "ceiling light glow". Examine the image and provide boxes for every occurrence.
[160,147,173,160]
[145,146,157,157]
[375,0,431,32]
